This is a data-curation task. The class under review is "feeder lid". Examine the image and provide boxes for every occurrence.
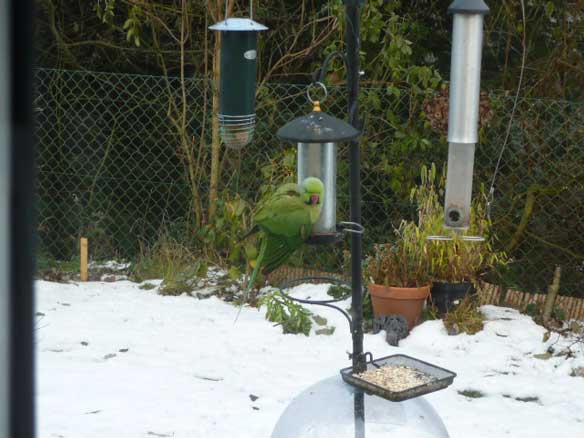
[448,0,490,14]
[209,17,268,32]
[277,105,360,144]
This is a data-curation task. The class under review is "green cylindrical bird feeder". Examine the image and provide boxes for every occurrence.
[209,17,268,149]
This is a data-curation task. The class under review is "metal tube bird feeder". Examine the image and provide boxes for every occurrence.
[444,0,489,229]
[277,83,360,244]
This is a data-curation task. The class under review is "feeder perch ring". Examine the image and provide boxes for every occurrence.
[426,235,485,242]
[277,276,356,331]
[338,221,365,235]
[306,82,328,105]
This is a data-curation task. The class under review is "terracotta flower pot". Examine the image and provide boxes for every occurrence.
[368,283,431,330]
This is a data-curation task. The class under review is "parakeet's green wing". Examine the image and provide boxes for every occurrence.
[261,232,304,275]
[252,183,315,274]
[253,185,312,238]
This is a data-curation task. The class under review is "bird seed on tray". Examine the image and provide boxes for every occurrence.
[354,365,434,392]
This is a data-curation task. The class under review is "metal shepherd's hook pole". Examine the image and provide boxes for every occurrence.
[345,0,365,375]
[345,1,366,436]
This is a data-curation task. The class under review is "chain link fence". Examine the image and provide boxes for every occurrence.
[34,68,584,296]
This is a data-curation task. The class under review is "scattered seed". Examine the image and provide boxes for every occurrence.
[354,365,434,392]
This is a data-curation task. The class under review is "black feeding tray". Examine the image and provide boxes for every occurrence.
[340,354,456,402]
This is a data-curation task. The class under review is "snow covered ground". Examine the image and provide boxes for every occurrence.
[35,279,584,438]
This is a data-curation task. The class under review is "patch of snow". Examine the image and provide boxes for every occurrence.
[88,260,131,271]
[36,281,584,438]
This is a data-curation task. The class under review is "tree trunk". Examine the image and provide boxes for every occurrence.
[208,32,221,220]
[506,185,537,254]
[543,266,562,326]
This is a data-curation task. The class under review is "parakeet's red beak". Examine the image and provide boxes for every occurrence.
[311,194,320,204]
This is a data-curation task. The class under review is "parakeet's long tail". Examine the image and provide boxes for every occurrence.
[234,235,268,323]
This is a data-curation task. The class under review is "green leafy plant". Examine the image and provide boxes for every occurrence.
[523,302,566,325]
[122,6,142,47]
[458,389,485,399]
[365,220,431,287]
[442,295,484,335]
[139,282,156,290]
[411,164,507,283]
[327,284,351,300]
[258,290,312,336]
[196,193,252,275]
[130,233,206,284]
[421,304,440,322]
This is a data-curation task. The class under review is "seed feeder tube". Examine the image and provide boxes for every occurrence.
[277,84,360,244]
[209,17,268,149]
[444,0,489,229]
[298,142,337,240]
[444,142,475,229]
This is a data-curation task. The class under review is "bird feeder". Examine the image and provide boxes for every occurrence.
[443,0,489,229]
[209,17,267,149]
[277,83,360,244]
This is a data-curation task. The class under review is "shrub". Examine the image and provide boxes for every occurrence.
[442,295,484,335]
[365,220,431,287]
[131,233,207,293]
[411,164,507,283]
[258,290,312,336]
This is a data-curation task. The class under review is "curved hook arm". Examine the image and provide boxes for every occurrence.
[277,276,354,331]
[312,51,349,84]
[311,51,362,130]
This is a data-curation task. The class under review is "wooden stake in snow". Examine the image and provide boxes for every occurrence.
[543,266,561,326]
[80,237,88,282]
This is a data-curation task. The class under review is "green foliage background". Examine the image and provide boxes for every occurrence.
[34,1,584,296]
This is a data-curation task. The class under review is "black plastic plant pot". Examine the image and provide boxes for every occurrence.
[430,282,477,314]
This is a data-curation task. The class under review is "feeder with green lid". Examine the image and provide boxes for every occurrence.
[209,17,268,149]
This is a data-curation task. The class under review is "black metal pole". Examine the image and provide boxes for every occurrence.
[345,0,366,375]
[354,391,365,438]
[9,0,36,437]
[345,1,366,436]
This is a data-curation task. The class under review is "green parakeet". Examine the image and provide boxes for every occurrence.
[236,177,325,319]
